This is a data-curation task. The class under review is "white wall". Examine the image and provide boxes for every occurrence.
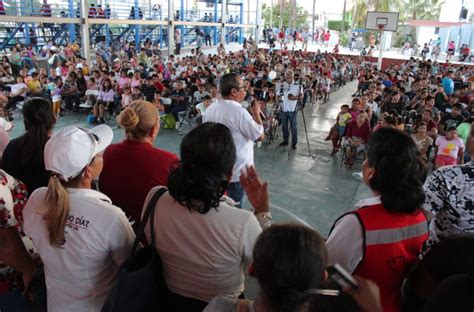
[416,26,436,45]
[439,0,462,22]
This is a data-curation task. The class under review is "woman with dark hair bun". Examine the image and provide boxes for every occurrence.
[2,97,55,194]
[327,127,429,312]
[142,122,271,311]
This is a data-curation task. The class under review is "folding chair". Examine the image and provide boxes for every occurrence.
[177,103,197,134]
[340,139,366,168]
[78,90,99,121]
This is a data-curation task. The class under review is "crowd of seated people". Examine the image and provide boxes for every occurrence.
[326,57,474,169]
[0,37,472,312]
[0,38,362,132]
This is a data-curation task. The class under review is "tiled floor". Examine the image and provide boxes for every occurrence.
[8,80,371,237]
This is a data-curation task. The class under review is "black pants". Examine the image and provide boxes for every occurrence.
[175,43,181,55]
[205,35,211,46]
[63,94,80,111]
[5,95,25,111]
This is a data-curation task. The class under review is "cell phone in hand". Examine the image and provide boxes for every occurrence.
[327,263,359,289]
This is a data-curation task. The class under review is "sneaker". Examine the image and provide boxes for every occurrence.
[279,141,289,147]
[175,121,181,130]
[291,144,297,150]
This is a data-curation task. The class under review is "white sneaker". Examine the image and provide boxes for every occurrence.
[175,121,181,130]
[352,171,363,181]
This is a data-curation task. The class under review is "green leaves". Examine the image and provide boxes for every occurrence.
[262,2,309,29]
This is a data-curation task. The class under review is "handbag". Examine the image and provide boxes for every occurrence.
[102,188,168,312]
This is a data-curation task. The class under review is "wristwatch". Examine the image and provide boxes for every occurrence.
[255,212,272,229]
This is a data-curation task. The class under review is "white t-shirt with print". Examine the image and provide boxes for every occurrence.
[23,187,135,312]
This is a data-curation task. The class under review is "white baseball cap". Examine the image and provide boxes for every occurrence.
[44,125,113,182]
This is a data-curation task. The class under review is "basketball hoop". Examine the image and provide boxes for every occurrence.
[377,24,385,31]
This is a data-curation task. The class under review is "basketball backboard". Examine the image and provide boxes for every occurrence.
[365,11,399,32]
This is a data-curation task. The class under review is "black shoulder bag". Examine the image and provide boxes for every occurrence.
[102,188,168,312]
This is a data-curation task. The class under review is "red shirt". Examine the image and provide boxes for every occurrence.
[99,140,179,230]
[155,81,164,92]
[346,120,371,142]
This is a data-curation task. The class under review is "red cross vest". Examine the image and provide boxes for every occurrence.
[352,203,428,312]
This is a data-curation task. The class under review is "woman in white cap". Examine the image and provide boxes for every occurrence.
[22,124,135,312]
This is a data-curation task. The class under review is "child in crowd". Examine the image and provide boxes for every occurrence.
[326,104,352,156]
[152,92,165,114]
[121,87,132,109]
[87,77,99,90]
[196,94,212,116]
[434,126,465,168]
[131,85,144,101]
[51,79,62,118]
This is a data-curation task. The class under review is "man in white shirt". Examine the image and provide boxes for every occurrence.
[203,73,264,208]
[280,70,301,149]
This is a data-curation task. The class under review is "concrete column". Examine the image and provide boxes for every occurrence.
[221,0,227,45]
[255,0,261,42]
[167,0,174,57]
[80,0,91,64]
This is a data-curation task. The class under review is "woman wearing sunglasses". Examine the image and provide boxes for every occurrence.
[23,125,136,312]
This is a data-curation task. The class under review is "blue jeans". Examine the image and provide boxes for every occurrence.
[464,151,471,163]
[0,288,31,311]
[227,182,245,208]
[281,111,297,145]
[171,105,186,122]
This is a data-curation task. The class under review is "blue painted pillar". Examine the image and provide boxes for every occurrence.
[68,0,76,41]
[159,8,163,48]
[180,0,184,47]
[106,25,110,45]
[134,0,140,51]
[25,23,31,45]
[213,0,218,45]
[239,3,243,44]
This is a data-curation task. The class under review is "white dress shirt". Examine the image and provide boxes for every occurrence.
[203,99,263,183]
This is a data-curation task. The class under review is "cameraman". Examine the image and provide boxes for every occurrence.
[279,70,301,149]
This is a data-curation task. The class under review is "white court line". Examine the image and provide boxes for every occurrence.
[270,203,314,229]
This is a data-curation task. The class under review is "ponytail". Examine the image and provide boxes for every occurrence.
[43,175,70,247]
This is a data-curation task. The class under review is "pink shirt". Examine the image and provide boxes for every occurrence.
[130,78,141,89]
[118,77,130,90]
[436,136,464,159]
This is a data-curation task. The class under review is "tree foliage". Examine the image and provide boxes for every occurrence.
[328,20,350,31]
[262,3,309,29]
